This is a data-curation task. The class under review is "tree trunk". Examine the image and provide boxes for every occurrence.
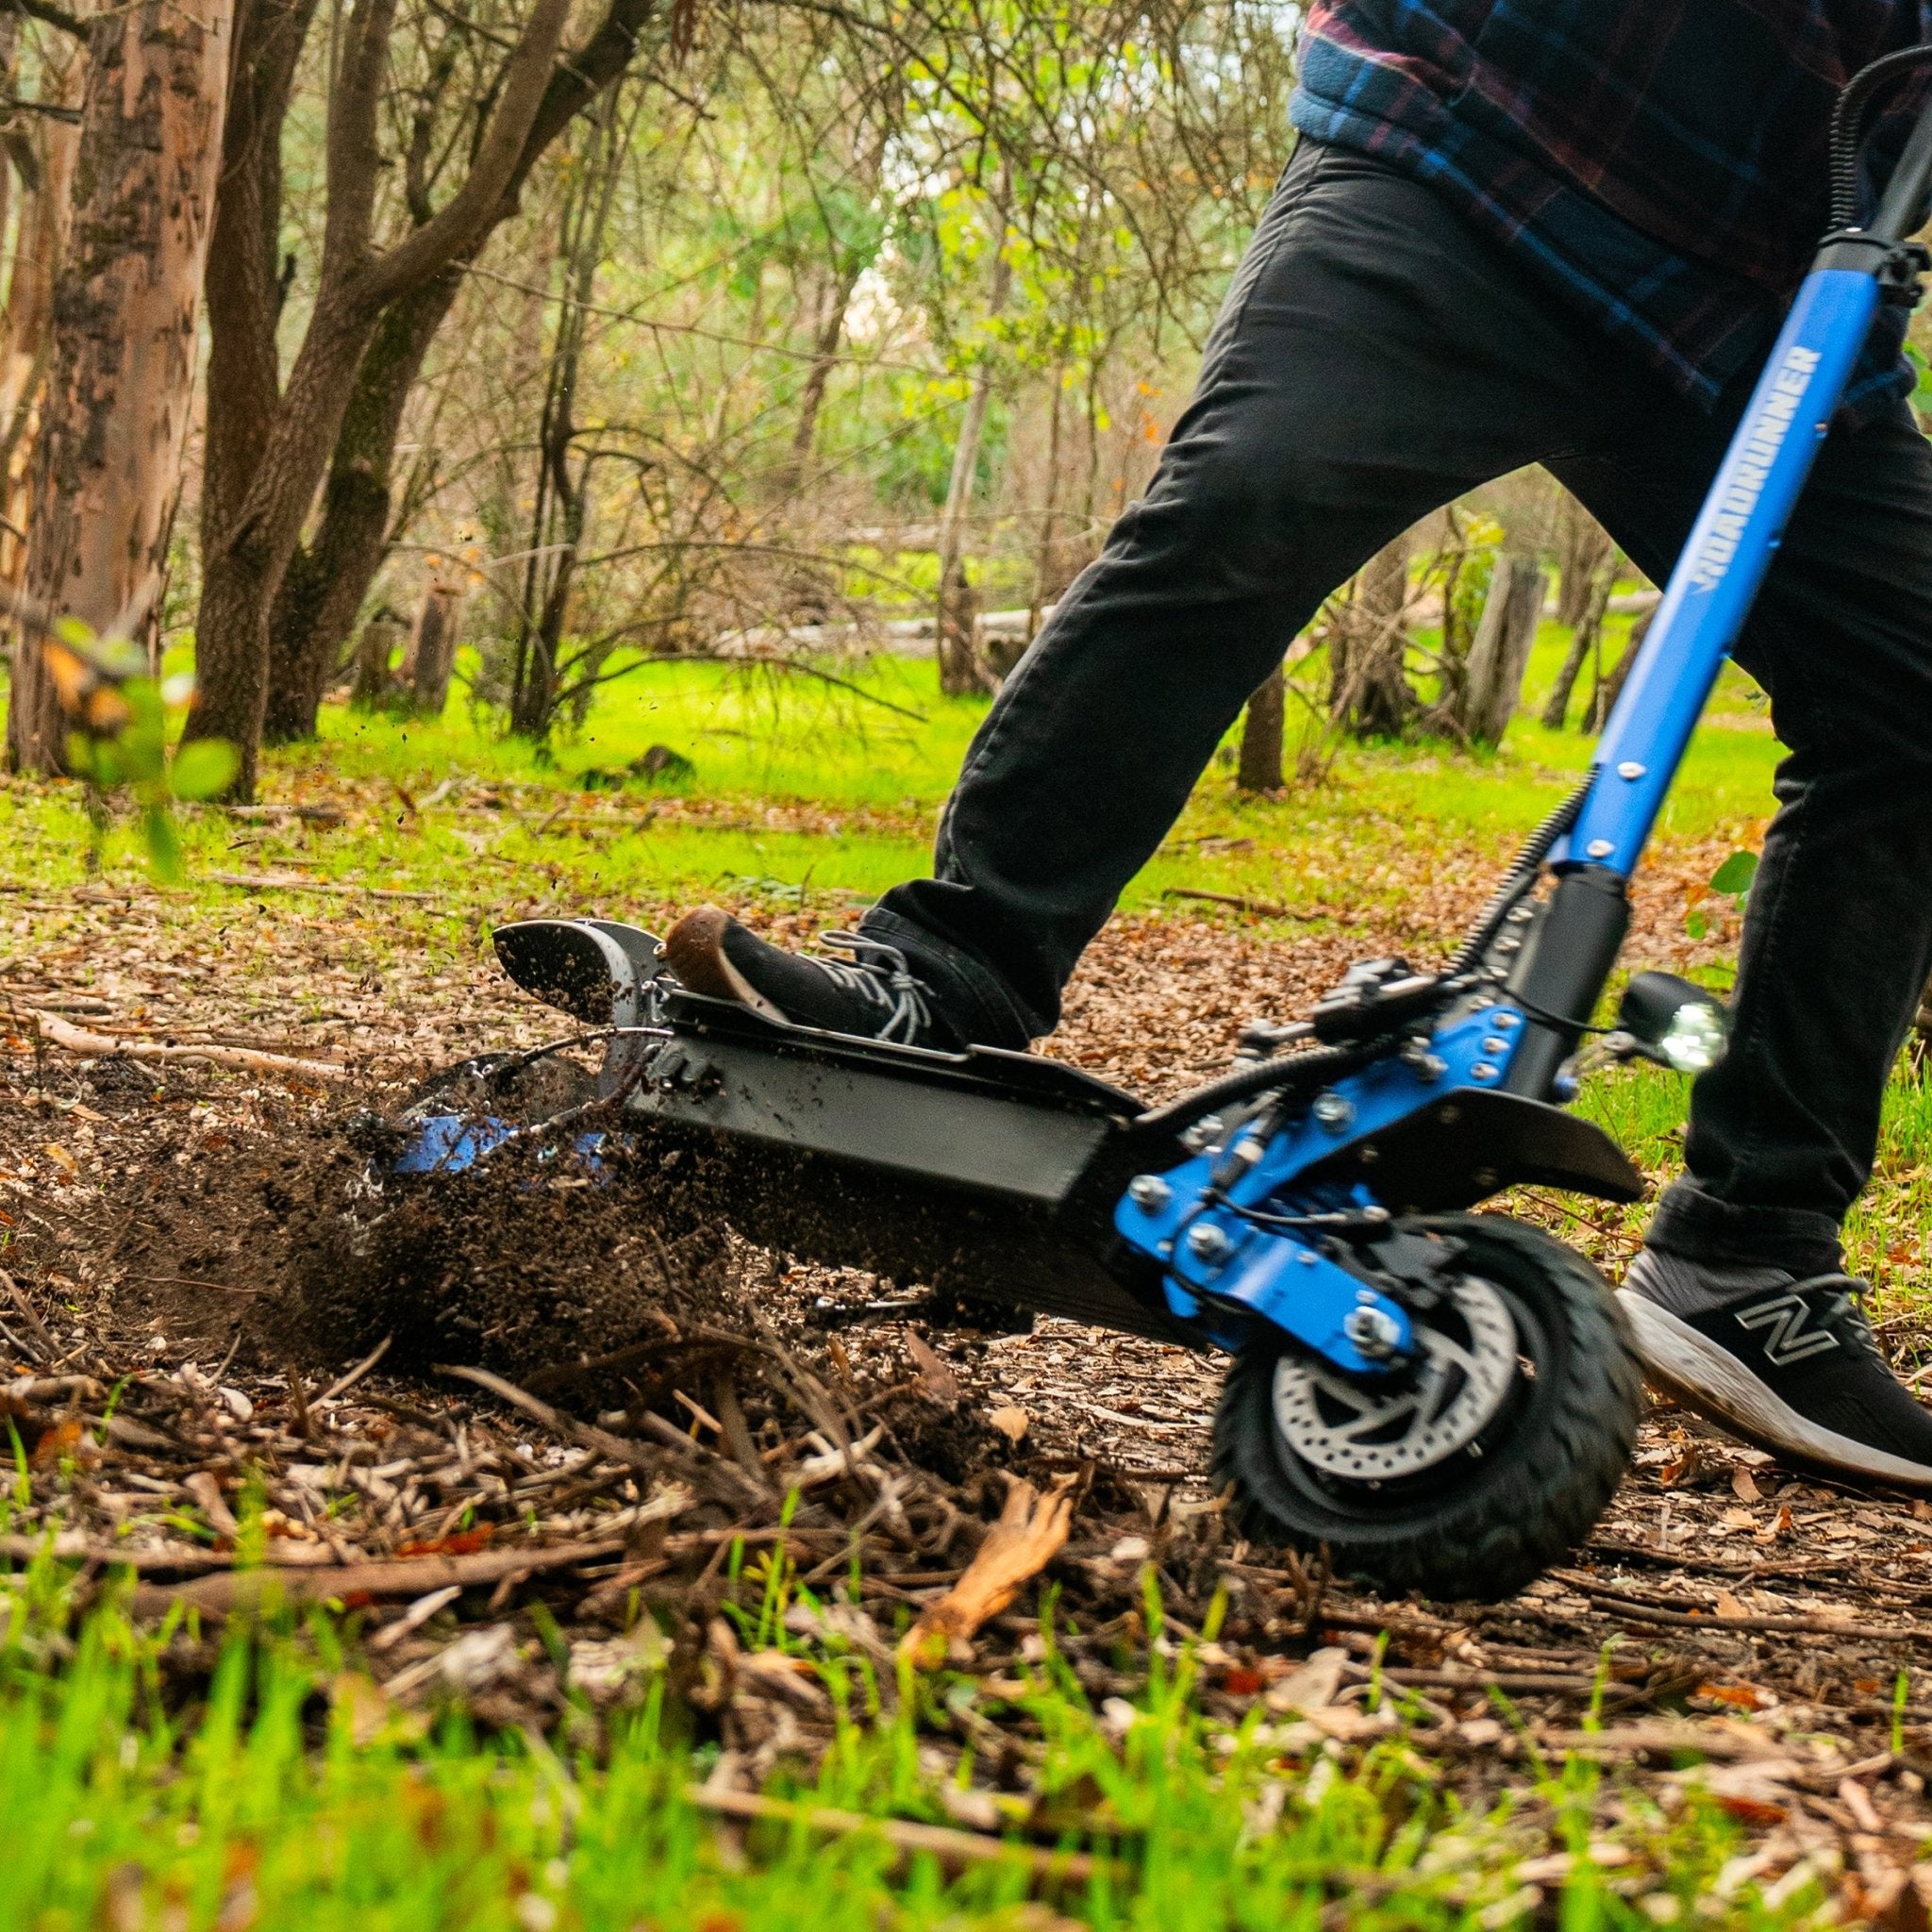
[1555,494,1613,629]
[1331,531,1415,738]
[262,267,460,742]
[935,374,999,696]
[935,234,1010,699]
[936,558,983,694]
[778,259,861,492]
[1027,364,1067,644]
[0,41,84,771]
[508,94,624,741]
[1540,567,1615,731]
[407,581,459,714]
[185,0,629,795]
[9,0,231,776]
[351,610,404,707]
[1238,665,1285,792]
[1584,608,1652,732]
[1458,555,1545,746]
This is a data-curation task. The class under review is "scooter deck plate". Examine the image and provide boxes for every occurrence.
[610,992,1196,1342]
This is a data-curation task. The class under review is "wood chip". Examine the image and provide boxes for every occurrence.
[899,1474,1080,1667]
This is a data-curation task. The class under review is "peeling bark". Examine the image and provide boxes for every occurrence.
[8,0,231,774]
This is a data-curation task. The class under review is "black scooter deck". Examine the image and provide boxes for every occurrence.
[608,992,1196,1342]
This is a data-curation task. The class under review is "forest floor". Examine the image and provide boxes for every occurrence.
[5,664,1932,1927]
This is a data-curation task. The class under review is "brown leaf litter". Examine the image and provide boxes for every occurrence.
[8,854,1932,1910]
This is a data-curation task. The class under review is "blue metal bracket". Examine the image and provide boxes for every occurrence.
[1116,1000,1529,1371]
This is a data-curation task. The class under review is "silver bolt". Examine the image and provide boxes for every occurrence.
[1507,905,1534,924]
[1127,1174,1172,1213]
[1493,1009,1520,1029]
[1343,1305,1403,1359]
[1482,1036,1507,1056]
[1586,839,1615,859]
[1233,1136,1268,1165]
[1496,936,1522,954]
[1410,1052,1446,1083]
[1186,1222,1233,1265]
[1180,1113,1224,1154]
[1296,1246,1318,1265]
[1310,1091,1355,1133]
[1470,1060,1498,1080]
[1616,761,1646,780]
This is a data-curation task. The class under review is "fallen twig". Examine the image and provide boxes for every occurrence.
[129,1536,634,1618]
[320,1335,392,1404]
[1159,889,1317,920]
[210,872,436,903]
[0,1269,57,1358]
[1587,1593,1932,1642]
[29,1010,347,1082]
[684,1783,1108,1885]
[0,1533,233,1575]
[437,1361,765,1506]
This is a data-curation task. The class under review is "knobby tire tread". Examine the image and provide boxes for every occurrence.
[1209,1214,1641,1602]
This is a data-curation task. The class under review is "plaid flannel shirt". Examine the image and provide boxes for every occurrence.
[1291,2,1932,412]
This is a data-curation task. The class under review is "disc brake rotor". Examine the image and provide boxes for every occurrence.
[1270,1274,1518,1480]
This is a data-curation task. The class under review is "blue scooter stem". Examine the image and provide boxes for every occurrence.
[1561,266,1881,876]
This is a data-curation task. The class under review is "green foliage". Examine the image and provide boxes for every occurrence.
[1707,850,1759,898]
[1685,850,1757,941]
[52,624,238,882]
[0,1555,1826,1930]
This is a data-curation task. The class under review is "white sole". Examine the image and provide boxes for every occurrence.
[1616,1290,1932,1491]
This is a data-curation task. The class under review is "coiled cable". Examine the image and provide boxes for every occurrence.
[1830,43,1932,229]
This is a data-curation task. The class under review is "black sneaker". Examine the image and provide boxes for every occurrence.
[662,906,958,1049]
[1618,1252,1932,1489]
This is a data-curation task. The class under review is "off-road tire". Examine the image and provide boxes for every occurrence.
[1210,1213,1641,1602]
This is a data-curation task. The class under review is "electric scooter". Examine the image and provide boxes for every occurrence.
[385,53,1932,1600]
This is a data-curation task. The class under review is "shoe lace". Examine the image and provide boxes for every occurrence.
[1790,1272,1885,1358]
[813,932,938,1045]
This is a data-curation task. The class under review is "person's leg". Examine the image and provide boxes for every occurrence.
[1559,398,1932,1264]
[1557,397,1932,1484]
[849,144,1647,1044]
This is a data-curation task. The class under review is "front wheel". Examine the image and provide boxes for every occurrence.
[1210,1214,1641,1602]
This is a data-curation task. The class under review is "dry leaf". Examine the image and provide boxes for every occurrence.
[1263,1646,1349,1716]
[1713,1590,1750,1620]
[1306,1703,1396,1743]
[1731,1467,1762,1503]
[30,1417,92,1469]
[988,1405,1030,1443]
[898,1474,1080,1668]
[906,1333,960,1407]
[1697,1682,1771,1710]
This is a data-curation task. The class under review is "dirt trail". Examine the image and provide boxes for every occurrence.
[7,865,1932,1904]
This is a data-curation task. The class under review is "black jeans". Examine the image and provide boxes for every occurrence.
[862,142,1932,1275]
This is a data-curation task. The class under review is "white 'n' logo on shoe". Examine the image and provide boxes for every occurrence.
[1733,1293,1840,1367]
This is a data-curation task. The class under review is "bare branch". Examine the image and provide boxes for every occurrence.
[354,0,574,311]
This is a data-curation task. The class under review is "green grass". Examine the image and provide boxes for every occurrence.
[2,644,1787,922]
[0,1557,1824,1931]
